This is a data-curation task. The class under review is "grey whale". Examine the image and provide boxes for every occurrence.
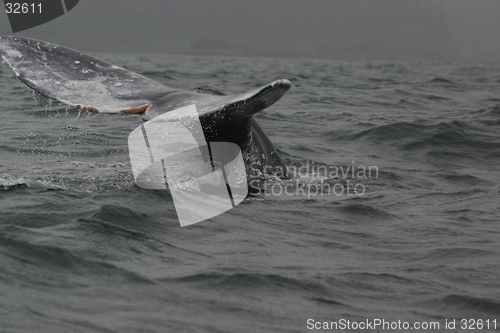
[0,36,291,179]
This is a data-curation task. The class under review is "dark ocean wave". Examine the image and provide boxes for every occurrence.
[337,204,398,220]
[420,247,493,261]
[340,121,500,157]
[432,295,500,316]
[0,233,154,284]
[79,203,177,234]
[161,272,333,295]
[429,77,455,84]
[432,172,493,186]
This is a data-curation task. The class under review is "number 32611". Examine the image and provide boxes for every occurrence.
[5,3,42,14]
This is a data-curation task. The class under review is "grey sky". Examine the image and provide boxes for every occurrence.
[1,0,499,62]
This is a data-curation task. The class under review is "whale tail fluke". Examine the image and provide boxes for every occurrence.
[0,35,291,169]
[220,79,291,118]
[0,35,290,122]
[0,35,173,114]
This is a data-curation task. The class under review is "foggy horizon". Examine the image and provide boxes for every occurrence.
[1,0,499,62]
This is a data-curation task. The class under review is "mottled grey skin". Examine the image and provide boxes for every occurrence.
[0,36,290,179]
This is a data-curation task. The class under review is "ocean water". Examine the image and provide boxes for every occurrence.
[1,53,499,332]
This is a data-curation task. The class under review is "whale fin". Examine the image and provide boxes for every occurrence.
[145,79,291,120]
[0,36,290,120]
[217,79,291,117]
[141,79,290,149]
[0,36,173,114]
